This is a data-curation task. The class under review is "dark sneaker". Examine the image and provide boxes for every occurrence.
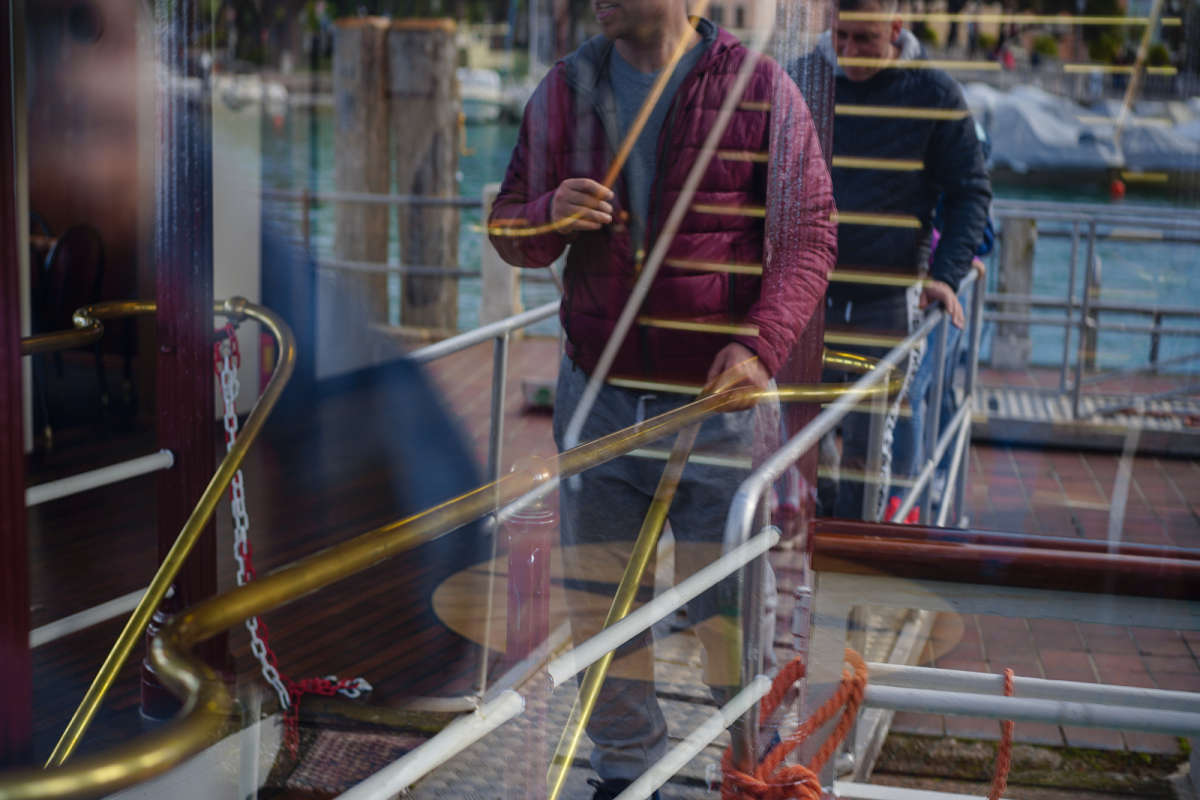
[586,777,661,800]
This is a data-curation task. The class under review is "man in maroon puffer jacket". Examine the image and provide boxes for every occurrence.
[489,0,836,794]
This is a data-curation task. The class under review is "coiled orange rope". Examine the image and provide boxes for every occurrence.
[721,648,868,800]
[988,668,1015,800]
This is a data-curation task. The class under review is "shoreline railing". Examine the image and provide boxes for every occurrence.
[985,198,1200,419]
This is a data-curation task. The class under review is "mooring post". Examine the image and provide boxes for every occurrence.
[993,216,1035,370]
[325,16,391,377]
[389,19,460,338]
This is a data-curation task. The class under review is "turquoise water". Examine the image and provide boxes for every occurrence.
[987,185,1200,372]
[262,108,1199,372]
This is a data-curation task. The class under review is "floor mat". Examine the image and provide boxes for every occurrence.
[285,730,429,793]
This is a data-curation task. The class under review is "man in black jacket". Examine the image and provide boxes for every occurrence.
[812,0,991,519]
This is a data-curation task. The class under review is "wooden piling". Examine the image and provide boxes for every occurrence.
[326,17,391,377]
[389,19,460,337]
[993,217,1035,370]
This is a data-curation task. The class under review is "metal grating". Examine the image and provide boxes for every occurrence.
[974,387,1200,456]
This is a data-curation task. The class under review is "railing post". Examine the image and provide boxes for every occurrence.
[955,273,985,525]
[1149,310,1163,370]
[1084,232,1101,374]
[1073,220,1098,419]
[863,376,888,521]
[921,316,950,524]
[1060,220,1080,392]
[730,499,770,773]
[300,186,311,250]
[488,332,510,483]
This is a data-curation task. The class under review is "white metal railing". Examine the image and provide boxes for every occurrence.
[30,588,146,648]
[25,449,174,507]
[409,300,559,483]
[986,200,1200,419]
[805,568,1200,796]
[221,265,1193,800]
[25,450,176,650]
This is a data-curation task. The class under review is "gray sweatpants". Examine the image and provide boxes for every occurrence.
[552,355,775,782]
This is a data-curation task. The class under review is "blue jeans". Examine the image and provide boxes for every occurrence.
[824,293,910,520]
[892,279,974,498]
[553,355,775,781]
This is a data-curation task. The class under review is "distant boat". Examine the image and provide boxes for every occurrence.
[457,67,504,123]
[963,83,1200,181]
[965,84,1122,177]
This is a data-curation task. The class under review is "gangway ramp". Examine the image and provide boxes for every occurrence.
[973,368,1200,456]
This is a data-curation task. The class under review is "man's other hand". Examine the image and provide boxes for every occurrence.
[921,280,965,329]
[704,342,769,410]
[551,178,614,233]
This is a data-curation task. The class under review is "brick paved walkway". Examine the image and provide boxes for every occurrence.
[891,448,1200,753]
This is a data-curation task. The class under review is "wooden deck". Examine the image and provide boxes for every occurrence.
[21,336,1200,783]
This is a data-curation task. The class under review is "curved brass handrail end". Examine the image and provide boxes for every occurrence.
[0,671,230,800]
[40,298,296,773]
[221,296,251,322]
[822,348,877,375]
[19,319,102,356]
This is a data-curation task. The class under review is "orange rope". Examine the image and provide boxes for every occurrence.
[721,648,868,800]
[988,668,1015,800]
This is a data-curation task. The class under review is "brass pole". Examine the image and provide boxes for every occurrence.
[546,421,701,800]
[44,298,296,768]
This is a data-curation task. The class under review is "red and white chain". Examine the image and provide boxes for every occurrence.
[216,326,292,709]
[871,282,925,521]
[215,325,371,750]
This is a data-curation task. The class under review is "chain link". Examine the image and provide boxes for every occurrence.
[215,325,370,745]
[217,325,291,710]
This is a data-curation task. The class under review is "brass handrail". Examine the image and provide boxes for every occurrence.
[1,351,898,799]
[39,298,296,769]
[823,347,878,375]
[19,317,103,355]
[0,385,754,799]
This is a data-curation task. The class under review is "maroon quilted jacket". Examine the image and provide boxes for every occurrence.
[489,21,837,384]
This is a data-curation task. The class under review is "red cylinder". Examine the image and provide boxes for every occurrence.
[505,502,554,663]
